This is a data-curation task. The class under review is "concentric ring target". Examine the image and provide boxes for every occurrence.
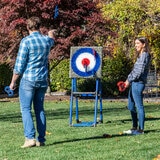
[71,48,101,77]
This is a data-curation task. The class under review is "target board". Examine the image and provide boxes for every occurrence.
[69,46,102,78]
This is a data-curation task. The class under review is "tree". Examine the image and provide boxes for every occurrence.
[101,0,160,70]
[0,0,116,68]
[0,0,118,94]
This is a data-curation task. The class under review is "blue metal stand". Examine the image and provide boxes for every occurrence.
[69,78,103,127]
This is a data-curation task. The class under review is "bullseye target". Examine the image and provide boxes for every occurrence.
[70,47,102,78]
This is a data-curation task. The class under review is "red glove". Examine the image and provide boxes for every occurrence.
[117,81,126,92]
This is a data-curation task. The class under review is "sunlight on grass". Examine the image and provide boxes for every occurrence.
[0,98,160,160]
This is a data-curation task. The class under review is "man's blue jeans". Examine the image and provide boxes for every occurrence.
[128,81,145,130]
[19,78,47,142]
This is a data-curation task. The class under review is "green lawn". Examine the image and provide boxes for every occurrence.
[0,97,160,160]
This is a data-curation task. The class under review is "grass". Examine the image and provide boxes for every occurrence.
[0,97,160,160]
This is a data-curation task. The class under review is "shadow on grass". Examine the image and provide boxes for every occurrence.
[0,113,22,123]
[1,107,160,123]
[47,134,128,146]
[47,128,160,146]
[103,116,160,126]
[1,101,160,124]
[45,106,129,121]
[145,117,160,121]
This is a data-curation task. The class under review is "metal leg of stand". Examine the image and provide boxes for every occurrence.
[73,78,79,123]
[99,79,103,123]
[70,78,103,127]
[93,79,99,126]
[75,96,79,123]
[69,84,73,126]
[99,96,103,123]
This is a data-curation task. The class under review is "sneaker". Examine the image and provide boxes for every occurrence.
[131,130,144,135]
[36,141,45,147]
[123,128,137,134]
[21,138,36,148]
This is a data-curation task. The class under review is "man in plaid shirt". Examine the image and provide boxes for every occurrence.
[9,16,55,148]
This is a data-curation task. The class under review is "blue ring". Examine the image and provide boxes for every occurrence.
[71,48,101,77]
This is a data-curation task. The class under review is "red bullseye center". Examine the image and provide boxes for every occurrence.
[82,58,90,66]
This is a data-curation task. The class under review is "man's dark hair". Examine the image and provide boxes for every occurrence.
[26,17,41,31]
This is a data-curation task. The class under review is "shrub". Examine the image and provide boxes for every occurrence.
[50,59,71,92]
[102,52,132,97]
[49,51,132,97]
[0,63,12,94]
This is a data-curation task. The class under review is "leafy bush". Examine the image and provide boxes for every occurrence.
[0,63,12,94]
[77,78,97,92]
[49,51,132,97]
[50,59,71,92]
[102,53,132,97]
[0,51,132,97]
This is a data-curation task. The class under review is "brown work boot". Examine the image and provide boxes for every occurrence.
[36,141,45,147]
[21,138,36,148]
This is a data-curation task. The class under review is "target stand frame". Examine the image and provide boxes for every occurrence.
[69,46,103,127]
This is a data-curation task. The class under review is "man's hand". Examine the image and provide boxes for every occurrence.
[9,82,16,90]
[9,73,20,90]
[48,29,57,39]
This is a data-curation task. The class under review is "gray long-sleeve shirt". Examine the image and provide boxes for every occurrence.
[127,52,151,84]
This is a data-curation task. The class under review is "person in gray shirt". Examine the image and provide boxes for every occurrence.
[123,37,151,135]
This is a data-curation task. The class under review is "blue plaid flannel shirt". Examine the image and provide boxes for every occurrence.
[14,32,54,81]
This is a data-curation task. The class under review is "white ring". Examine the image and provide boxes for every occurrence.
[75,52,96,72]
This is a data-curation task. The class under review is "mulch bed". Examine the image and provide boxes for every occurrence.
[0,93,70,102]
